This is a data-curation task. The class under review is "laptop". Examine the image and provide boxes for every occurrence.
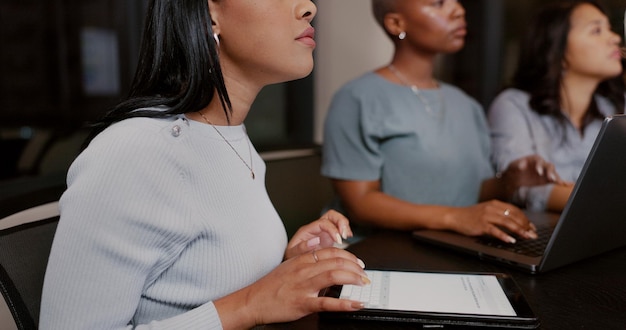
[413,114,626,274]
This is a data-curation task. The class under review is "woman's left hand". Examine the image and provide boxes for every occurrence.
[285,210,353,260]
[499,155,566,199]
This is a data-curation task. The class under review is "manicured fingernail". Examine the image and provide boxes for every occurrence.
[357,258,366,269]
[549,173,557,182]
[341,227,348,240]
[335,233,343,245]
[535,165,544,176]
[527,231,538,239]
[352,302,365,309]
[307,237,321,248]
[362,276,371,285]
[508,236,517,244]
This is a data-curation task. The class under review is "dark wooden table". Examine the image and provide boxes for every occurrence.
[263,230,626,329]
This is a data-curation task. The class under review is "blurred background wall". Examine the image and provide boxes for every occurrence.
[1,0,624,208]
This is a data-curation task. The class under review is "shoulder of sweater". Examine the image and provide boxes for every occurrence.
[489,88,531,113]
[91,116,188,150]
[99,116,179,138]
[493,88,529,101]
[76,116,193,172]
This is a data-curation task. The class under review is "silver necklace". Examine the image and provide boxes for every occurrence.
[387,64,444,117]
[198,111,255,180]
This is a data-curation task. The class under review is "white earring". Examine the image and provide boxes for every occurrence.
[213,33,220,48]
[398,31,406,40]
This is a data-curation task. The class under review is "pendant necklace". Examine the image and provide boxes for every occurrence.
[198,111,255,180]
[387,64,444,117]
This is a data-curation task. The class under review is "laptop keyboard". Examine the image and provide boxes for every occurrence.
[476,226,554,257]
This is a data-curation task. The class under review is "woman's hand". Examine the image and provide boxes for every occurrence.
[285,210,353,260]
[500,155,563,192]
[215,247,368,329]
[446,200,537,243]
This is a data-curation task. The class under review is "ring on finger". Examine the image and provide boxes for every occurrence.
[503,209,511,217]
[312,250,319,263]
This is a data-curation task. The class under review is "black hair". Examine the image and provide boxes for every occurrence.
[512,0,624,130]
[86,0,230,143]
[371,0,398,38]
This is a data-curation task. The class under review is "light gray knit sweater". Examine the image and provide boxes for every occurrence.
[40,114,287,329]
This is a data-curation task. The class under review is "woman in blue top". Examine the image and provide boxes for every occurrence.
[322,0,559,244]
[489,1,625,212]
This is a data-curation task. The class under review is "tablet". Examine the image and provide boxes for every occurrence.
[320,269,539,329]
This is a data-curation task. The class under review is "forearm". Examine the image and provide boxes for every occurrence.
[546,184,573,212]
[343,191,455,231]
[214,287,258,330]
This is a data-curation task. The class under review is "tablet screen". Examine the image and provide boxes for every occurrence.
[338,270,516,316]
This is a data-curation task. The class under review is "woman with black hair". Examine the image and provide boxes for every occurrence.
[40,0,369,328]
[489,0,625,212]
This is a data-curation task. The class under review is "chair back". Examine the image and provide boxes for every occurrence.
[0,201,60,330]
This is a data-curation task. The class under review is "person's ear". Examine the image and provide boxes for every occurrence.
[208,0,221,36]
[384,13,405,38]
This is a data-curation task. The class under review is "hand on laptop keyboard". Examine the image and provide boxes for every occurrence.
[476,225,554,257]
[446,200,538,244]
